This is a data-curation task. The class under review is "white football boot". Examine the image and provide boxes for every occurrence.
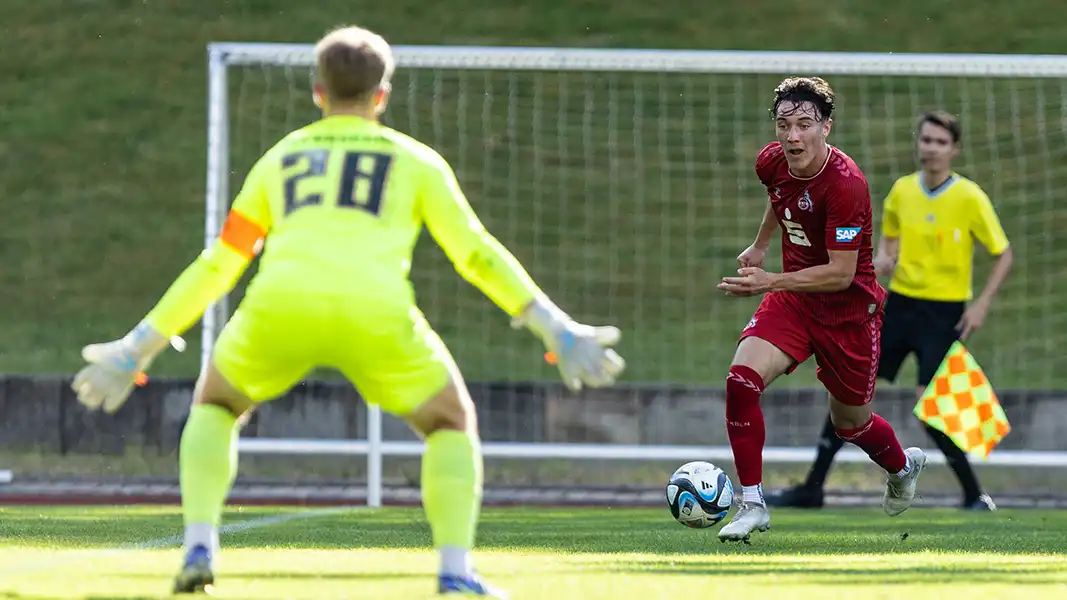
[717,501,771,542]
[883,447,927,516]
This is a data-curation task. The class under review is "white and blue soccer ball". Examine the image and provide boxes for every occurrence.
[665,461,734,528]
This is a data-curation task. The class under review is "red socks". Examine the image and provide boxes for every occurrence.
[726,364,907,483]
[836,414,908,474]
[725,365,766,487]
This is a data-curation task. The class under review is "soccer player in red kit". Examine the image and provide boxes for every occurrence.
[716,77,927,542]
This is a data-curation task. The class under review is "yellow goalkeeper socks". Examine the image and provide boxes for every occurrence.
[422,429,483,575]
[179,403,240,553]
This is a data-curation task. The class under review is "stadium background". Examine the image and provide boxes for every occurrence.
[2,0,1066,503]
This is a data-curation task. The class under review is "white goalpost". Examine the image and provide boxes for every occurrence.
[205,43,1067,508]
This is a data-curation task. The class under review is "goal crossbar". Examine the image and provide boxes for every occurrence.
[209,42,1067,77]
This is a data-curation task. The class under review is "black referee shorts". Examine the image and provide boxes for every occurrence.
[877,291,966,387]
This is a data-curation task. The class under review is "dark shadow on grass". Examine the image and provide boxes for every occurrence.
[11,508,1067,557]
[0,595,160,600]
[613,559,1067,585]
[120,571,419,581]
[215,516,1067,556]
[81,593,158,597]
[118,567,589,581]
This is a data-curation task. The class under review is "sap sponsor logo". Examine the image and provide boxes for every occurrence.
[835,227,861,242]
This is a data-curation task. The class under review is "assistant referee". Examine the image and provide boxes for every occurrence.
[767,110,1014,511]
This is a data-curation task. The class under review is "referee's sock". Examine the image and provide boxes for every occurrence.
[922,422,983,504]
[803,413,846,490]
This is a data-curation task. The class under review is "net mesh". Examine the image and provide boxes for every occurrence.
[225,63,1067,390]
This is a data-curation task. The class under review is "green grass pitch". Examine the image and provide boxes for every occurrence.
[1,505,1066,599]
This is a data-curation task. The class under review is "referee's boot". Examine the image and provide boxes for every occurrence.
[962,493,997,512]
[765,484,825,509]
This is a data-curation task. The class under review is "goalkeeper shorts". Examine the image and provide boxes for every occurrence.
[212,290,454,416]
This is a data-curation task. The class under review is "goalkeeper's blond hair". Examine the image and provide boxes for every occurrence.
[314,26,395,105]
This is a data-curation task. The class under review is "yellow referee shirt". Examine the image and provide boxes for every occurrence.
[882,172,1010,302]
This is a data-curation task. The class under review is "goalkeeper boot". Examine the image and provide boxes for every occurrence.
[765,484,824,509]
[883,447,927,517]
[717,502,770,542]
[438,572,509,598]
[173,544,215,594]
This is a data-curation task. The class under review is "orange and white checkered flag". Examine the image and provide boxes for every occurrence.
[913,341,1011,459]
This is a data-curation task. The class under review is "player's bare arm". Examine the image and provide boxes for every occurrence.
[957,182,1013,339]
[770,249,857,292]
[718,250,857,296]
[958,244,1013,339]
[737,202,778,268]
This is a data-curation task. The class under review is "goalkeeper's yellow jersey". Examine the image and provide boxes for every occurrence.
[145,114,541,337]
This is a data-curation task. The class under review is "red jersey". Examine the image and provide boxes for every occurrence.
[754,141,886,325]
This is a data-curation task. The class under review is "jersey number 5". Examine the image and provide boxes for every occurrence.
[282,150,394,216]
[783,220,812,246]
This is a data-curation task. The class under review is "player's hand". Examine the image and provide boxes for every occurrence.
[71,322,179,414]
[514,298,626,391]
[718,267,778,297]
[737,244,768,269]
[956,298,990,341]
[873,253,896,278]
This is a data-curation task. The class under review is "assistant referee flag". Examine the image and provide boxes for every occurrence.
[913,341,1011,459]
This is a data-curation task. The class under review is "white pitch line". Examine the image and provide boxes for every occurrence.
[3,505,363,578]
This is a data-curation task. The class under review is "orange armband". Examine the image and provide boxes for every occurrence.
[219,210,267,258]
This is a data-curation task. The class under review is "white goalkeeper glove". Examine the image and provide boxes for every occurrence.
[71,322,184,414]
[513,297,626,391]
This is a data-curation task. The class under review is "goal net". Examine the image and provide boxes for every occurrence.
[207,44,1067,506]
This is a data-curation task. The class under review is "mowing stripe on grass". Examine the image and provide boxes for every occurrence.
[3,505,362,577]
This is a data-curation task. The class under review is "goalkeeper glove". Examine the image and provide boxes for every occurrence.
[513,297,626,391]
[71,322,183,414]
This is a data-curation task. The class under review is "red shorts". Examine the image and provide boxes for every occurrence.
[739,291,882,406]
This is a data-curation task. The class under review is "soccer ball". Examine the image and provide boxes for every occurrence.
[665,461,734,528]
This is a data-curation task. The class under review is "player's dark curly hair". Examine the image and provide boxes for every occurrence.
[769,77,836,122]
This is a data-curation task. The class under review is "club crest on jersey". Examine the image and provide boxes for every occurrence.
[835,227,861,242]
[797,190,813,212]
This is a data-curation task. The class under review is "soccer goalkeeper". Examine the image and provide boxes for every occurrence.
[71,25,625,598]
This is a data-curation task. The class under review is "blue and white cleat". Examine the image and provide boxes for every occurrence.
[173,544,215,594]
[438,572,509,598]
